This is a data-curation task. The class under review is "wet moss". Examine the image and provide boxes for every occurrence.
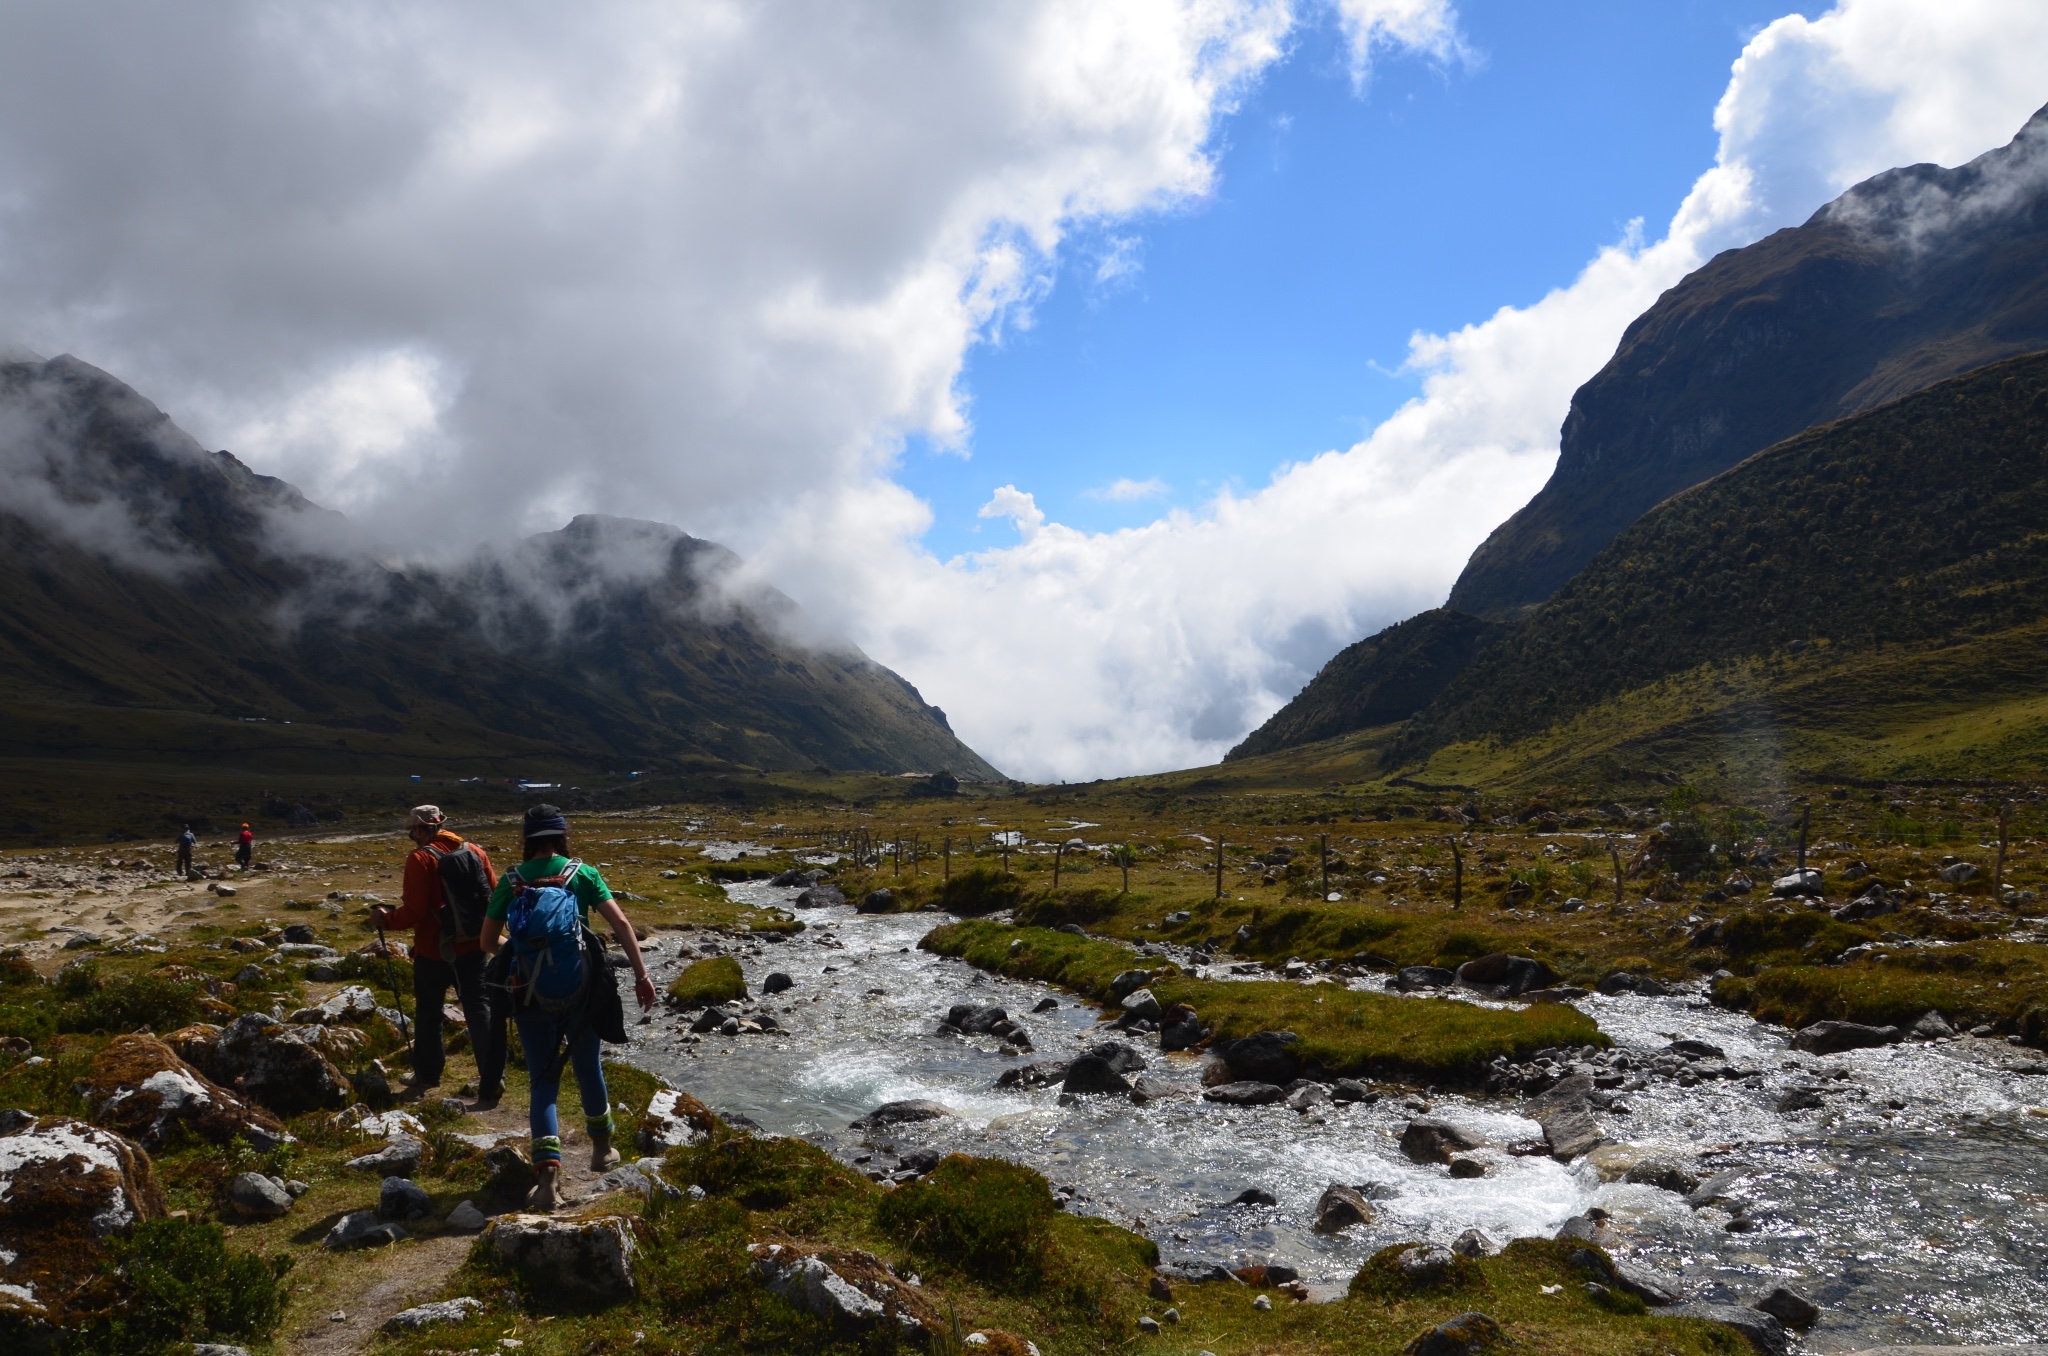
[668,955,748,1007]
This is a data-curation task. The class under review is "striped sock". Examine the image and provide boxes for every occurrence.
[533,1134,563,1164]
[585,1111,615,1138]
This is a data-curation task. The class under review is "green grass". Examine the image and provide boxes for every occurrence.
[924,921,1605,1083]
[667,955,748,1006]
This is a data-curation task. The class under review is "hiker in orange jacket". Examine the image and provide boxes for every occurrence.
[235,822,254,870]
[371,806,503,1100]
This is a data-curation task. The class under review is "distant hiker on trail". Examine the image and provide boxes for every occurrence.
[175,825,195,878]
[369,806,502,1101]
[479,803,655,1211]
[235,822,254,870]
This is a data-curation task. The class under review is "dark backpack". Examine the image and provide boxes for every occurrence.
[428,841,493,951]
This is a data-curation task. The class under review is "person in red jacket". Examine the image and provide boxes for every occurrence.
[235,822,254,870]
[371,806,503,1100]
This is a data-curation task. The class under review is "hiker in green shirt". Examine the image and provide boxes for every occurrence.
[479,804,656,1210]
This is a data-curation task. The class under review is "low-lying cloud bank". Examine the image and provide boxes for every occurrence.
[2,1,2045,779]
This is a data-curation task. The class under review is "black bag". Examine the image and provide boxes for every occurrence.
[430,841,494,956]
[583,929,628,1045]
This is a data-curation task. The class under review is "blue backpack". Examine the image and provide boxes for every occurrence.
[505,859,590,1013]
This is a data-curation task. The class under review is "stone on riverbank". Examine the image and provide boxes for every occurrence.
[1400,1117,1485,1164]
[1454,953,1555,997]
[853,1099,953,1129]
[1212,1030,1303,1084]
[1394,965,1457,992]
[485,1213,640,1302]
[1312,1183,1373,1233]
[1752,1285,1819,1329]
[1666,1303,1786,1356]
[639,1088,715,1153]
[1061,1056,1131,1096]
[1792,1020,1901,1054]
[748,1242,935,1338]
[1203,1081,1286,1106]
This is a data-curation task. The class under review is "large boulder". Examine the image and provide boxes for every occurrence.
[1212,1030,1303,1084]
[748,1243,937,1338]
[1201,1081,1287,1106]
[484,1214,642,1303]
[214,1014,351,1114]
[0,1117,167,1331]
[1539,1107,1605,1161]
[223,1172,294,1220]
[1792,1020,1902,1055]
[1060,1056,1132,1096]
[1400,1117,1485,1164]
[943,1004,1009,1035]
[638,1089,716,1154]
[851,1100,952,1129]
[288,984,378,1026]
[79,1035,282,1150]
[1454,953,1555,996]
[1080,1040,1147,1075]
[794,884,846,909]
[1392,966,1456,992]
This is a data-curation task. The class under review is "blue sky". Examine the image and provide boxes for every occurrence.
[904,0,1811,558]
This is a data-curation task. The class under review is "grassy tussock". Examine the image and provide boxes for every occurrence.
[667,954,748,1006]
[924,920,1604,1083]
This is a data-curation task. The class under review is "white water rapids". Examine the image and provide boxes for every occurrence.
[618,880,2048,1351]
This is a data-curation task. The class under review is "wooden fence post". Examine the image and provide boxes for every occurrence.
[1214,836,1224,901]
[1997,800,2011,904]
[1450,838,1463,909]
[1320,834,1329,898]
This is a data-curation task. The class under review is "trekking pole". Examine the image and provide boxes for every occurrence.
[373,913,412,1041]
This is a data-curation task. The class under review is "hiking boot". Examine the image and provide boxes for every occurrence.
[590,1131,620,1173]
[471,1086,503,1112]
[529,1162,560,1213]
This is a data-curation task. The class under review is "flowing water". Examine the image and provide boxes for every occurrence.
[623,881,2048,1351]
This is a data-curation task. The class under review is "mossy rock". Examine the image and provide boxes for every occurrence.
[667,956,746,1007]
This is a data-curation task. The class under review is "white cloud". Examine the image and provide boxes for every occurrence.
[763,0,2048,781]
[1084,476,1170,501]
[2,0,2044,782]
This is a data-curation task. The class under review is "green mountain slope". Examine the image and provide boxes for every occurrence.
[1392,350,2048,786]
[1449,100,2048,617]
[0,354,1000,782]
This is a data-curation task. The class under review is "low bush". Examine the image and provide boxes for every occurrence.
[876,1155,1056,1290]
[61,1218,290,1356]
[53,969,202,1036]
[667,955,747,1007]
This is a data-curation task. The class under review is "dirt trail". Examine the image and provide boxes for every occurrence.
[285,1098,632,1356]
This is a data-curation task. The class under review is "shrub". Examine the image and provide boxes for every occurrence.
[56,973,202,1035]
[876,1155,1055,1289]
[61,1218,290,1356]
[668,956,747,1007]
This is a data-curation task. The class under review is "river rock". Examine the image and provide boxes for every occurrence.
[857,888,895,913]
[1400,1117,1485,1164]
[1523,1071,1596,1118]
[1082,1040,1147,1074]
[1212,1030,1302,1083]
[347,1137,425,1176]
[1393,965,1456,992]
[639,1088,715,1153]
[1566,1246,1682,1305]
[213,1013,352,1114]
[995,1059,1069,1090]
[1454,953,1555,996]
[1771,869,1823,898]
[1774,1086,1825,1112]
[0,1117,167,1329]
[1311,1183,1373,1233]
[1399,1311,1502,1356]
[1331,1078,1376,1103]
[1540,1107,1605,1161]
[1596,971,1640,995]
[1120,987,1164,1022]
[1128,1075,1173,1105]
[485,1213,640,1302]
[1231,1187,1277,1206]
[379,1176,432,1221]
[690,1006,734,1032]
[1908,1010,1956,1040]
[79,1035,284,1149]
[762,972,794,995]
[1031,996,1060,1012]
[1792,1020,1901,1054]
[747,1242,935,1338]
[324,1209,408,1251]
[1061,1056,1131,1096]
[944,1004,1009,1035]
[224,1172,293,1219]
[1752,1285,1819,1329]
[1109,969,1153,1001]
[794,884,845,909]
[1202,1081,1286,1106]
[1555,1210,1621,1247]
[1159,1006,1205,1052]
[383,1296,484,1332]
[772,868,824,887]
[1622,1158,1700,1194]
[853,1099,953,1129]
[1288,1082,1331,1112]
[1666,1303,1786,1356]
[1450,1229,1496,1257]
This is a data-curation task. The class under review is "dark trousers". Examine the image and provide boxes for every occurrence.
[412,950,498,1087]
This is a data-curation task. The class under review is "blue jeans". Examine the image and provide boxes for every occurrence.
[513,1004,609,1161]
